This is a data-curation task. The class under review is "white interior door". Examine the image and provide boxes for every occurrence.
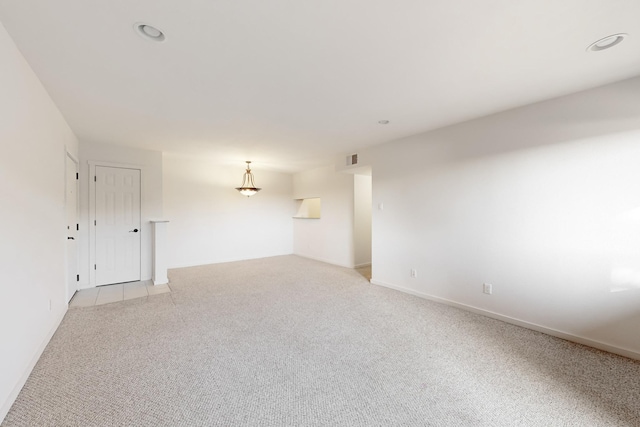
[65,155,78,302]
[95,166,141,285]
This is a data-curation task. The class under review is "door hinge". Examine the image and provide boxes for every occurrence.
[76,274,79,282]
[94,220,97,226]
[94,264,97,270]
[76,224,79,231]
[94,176,97,182]
[76,172,79,180]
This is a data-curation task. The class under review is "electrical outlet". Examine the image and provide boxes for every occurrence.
[378,203,384,211]
[483,283,492,295]
[410,269,418,278]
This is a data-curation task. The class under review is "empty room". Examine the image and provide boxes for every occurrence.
[1,0,639,425]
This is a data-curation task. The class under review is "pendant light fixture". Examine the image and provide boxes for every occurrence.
[235,161,261,197]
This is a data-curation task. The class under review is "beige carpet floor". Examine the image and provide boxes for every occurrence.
[3,255,640,426]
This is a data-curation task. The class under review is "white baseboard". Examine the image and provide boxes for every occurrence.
[0,307,67,423]
[294,254,354,269]
[354,262,371,268]
[371,279,640,361]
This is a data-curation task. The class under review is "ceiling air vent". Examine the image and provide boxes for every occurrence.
[346,153,358,166]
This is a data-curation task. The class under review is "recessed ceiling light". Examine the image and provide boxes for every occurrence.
[134,23,166,42]
[586,33,627,52]
[378,120,390,124]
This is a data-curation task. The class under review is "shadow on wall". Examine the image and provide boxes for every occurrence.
[443,80,640,164]
[373,78,640,174]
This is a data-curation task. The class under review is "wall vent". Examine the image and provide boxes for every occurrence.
[346,153,358,166]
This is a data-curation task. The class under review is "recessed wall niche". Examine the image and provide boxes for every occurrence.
[293,198,321,219]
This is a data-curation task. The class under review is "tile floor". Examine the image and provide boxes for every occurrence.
[69,280,171,308]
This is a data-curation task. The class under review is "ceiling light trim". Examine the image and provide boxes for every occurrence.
[134,22,166,42]
[586,33,627,52]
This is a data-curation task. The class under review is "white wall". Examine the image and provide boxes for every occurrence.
[368,76,640,358]
[78,141,163,286]
[353,174,372,267]
[163,154,293,268]
[293,166,355,267]
[0,22,79,421]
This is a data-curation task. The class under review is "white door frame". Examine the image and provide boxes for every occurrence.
[65,150,79,301]
[88,160,143,287]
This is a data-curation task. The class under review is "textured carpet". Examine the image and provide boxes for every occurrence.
[3,255,640,426]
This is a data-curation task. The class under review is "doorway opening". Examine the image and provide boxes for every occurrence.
[353,171,372,281]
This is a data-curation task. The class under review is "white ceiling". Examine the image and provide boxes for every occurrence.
[1,0,639,172]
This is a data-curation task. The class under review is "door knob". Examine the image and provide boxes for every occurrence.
[129,229,139,233]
